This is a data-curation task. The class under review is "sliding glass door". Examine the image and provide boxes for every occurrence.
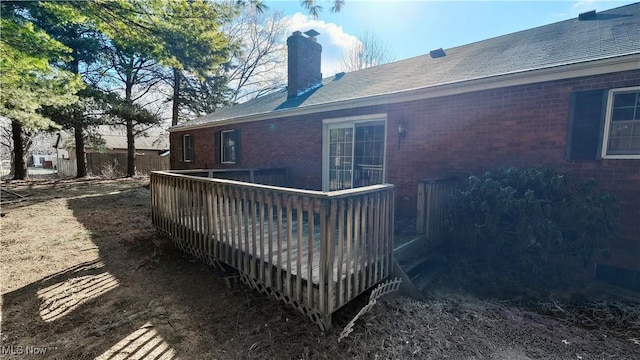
[326,120,385,191]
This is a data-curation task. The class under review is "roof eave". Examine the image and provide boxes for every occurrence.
[169,53,640,133]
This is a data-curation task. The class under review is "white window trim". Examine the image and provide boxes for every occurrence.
[221,129,237,164]
[601,86,640,159]
[322,113,388,192]
[182,134,193,162]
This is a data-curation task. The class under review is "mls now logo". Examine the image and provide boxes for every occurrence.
[1,345,48,356]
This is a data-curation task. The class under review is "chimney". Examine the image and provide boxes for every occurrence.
[287,30,322,99]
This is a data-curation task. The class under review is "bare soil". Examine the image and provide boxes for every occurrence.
[1,177,639,359]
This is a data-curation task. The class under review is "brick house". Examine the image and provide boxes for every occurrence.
[169,4,640,277]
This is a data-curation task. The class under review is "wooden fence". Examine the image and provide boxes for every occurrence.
[150,170,395,330]
[58,153,169,177]
[416,178,459,247]
[57,158,77,177]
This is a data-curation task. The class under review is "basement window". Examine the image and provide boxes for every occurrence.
[602,87,640,159]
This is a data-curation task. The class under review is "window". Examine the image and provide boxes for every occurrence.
[215,129,240,164]
[221,130,237,163]
[602,87,640,158]
[182,134,194,162]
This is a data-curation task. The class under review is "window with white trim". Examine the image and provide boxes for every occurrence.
[602,87,640,158]
[221,130,237,164]
[182,134,194,162]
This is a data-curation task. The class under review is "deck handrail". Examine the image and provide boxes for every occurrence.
[152,170,392,199]
[150,170,394,330]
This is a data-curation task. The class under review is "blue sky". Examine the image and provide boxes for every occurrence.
[264,0,637,75]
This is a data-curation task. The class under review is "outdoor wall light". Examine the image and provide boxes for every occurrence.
[398,116,407,147]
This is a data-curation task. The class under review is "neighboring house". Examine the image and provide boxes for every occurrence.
[0,128,58,168]
[55,125,169,159]
[29,154,57,168]
[55,126,170,176]
[169,4,640,278]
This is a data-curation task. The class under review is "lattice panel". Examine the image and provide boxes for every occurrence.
[162,229,215,266]
[161,229,332,330]
[240,273,332,331]
[338,277,402,342]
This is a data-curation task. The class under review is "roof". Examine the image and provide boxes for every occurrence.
[100,132,169,151]
[57,125,169,151]
[173,3,640,131]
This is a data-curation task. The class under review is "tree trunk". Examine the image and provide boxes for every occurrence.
[172,67,180,126]
[11,120,27,180]
[125,70,136,177]
[74,125,87,178]
[70,55,88,178]
[126,119,135,177]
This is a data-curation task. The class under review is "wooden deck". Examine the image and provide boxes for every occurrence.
[150,171,394,330]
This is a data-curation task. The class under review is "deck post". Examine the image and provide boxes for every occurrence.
[327,199,338,314]
[345,199,353,301]
[286,194,294,300]
[318,197,327,315]
[250,189,258,278]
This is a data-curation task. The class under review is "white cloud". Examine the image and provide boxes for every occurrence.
[572,0,596,8]
[285,13,360,76]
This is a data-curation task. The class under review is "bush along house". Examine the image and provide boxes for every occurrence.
[153,3,640,329]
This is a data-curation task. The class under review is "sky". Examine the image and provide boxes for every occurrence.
[264,0,638,76]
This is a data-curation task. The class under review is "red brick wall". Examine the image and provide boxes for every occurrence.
[171,69,640,270]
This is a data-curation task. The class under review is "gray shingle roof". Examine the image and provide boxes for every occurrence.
[174,3,640,130]
[58,125,169,151]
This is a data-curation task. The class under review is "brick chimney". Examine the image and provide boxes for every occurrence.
[287,30,322,99]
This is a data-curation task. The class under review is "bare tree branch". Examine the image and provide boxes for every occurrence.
[225,9,289,103]
[341,31,395,72]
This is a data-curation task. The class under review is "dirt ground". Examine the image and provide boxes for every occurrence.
[1,177,639,359]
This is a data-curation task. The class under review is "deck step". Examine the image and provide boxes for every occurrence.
[392,237,443,298]
[414,262,441,292]
[403,255,431,277]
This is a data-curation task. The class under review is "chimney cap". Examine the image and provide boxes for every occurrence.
[304,29,320,37]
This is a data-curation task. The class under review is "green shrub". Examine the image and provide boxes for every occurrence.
[447,167,618,284]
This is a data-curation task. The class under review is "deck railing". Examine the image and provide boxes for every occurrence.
[169,168,290,187]
[150,170,394,329]
[416,177,459,247]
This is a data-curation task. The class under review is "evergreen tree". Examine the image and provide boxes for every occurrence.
[89,0,237,174]
[0,2,83,179]
[21,1,106,177]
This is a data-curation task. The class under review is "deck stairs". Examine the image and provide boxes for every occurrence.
[392,236,442,299]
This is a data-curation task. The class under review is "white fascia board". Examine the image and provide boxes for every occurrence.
[169,54,640,133]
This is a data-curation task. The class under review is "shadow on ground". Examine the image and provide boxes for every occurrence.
[1,183,368,359]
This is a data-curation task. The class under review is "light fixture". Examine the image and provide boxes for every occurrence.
[398,116,407,148]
